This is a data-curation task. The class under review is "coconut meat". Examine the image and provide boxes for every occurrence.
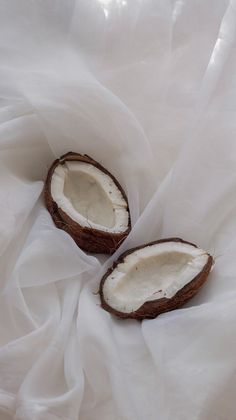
[103,241,210,313]
[50,161,129,233]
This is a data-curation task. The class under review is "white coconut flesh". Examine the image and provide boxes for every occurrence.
[103,241,210,313]
[50,161,129,233]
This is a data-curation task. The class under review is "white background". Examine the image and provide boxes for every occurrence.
[0,0,236,419]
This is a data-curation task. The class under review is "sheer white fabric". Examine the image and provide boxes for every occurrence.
[0,0,236,419]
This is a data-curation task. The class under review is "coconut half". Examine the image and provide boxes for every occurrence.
[44,152,131,254]
[100,238,213,319]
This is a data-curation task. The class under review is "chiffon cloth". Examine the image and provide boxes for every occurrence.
[0,1,236,419]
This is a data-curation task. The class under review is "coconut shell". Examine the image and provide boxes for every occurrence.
[44,152,131,254]
[99,238,213,320]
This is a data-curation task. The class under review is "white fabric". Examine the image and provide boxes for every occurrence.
[0,0,236,419]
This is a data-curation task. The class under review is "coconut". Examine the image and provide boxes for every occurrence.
[44,152,131,254]
[99,238,213,319]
